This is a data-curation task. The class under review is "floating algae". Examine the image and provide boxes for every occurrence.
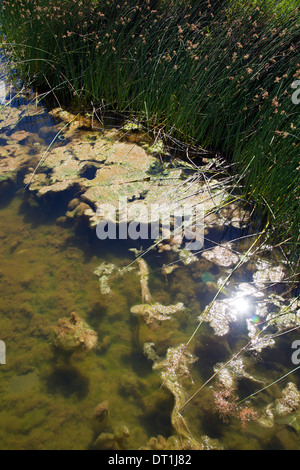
[94,262,134,295]
[202,242,240,267]
[246,294,300,352]
[131,256,185,328]
[253,259,286,289]
[150,344,203,449]
[137,258,152,304]
[214,357,263,391]
[161,264,179,276]
[94,262,118,295]
[275,382,300,416]
[201,299,238,336]
[258,383,300,430]
[131,302,185,329]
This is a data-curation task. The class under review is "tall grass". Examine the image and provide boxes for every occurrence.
[1,0,299,262]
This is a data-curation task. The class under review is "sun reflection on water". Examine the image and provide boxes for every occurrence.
[231,295,250,316]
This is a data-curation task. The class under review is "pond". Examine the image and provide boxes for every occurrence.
[0,53,300,450]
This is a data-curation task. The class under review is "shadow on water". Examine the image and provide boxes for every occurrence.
[138,393,174,440]
[194,332,232,382]
[45,364,90,400]
[120,349,154,380]
[19,186,84,226]
[67,220,159,266]
[0,181,16,208]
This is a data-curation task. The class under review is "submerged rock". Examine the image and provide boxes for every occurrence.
[52,311,97,353]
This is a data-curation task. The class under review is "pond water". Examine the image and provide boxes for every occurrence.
[0,54,300,450]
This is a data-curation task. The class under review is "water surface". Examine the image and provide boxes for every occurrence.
[0,55,300,451]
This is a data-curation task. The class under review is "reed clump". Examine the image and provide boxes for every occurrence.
[1,0,299,260]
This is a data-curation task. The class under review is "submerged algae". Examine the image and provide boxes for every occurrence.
[137,258,152,304]
[147,343,224,450]
[152,344,202,449]
[52,312,98,353]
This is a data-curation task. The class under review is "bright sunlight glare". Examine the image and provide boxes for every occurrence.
[231,295,250,315]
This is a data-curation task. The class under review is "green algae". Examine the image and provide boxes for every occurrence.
[0,195,149,449]
[8,372,40,394]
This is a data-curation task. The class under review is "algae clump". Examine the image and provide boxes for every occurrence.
[52,311,97,353]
